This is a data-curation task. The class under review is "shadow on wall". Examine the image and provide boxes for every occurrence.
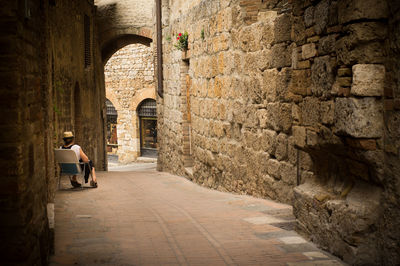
[294,137,385,264]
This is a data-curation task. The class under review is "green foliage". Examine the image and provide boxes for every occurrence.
[201,28,205,40]
[174,31,188,51]
[166,35,171,42]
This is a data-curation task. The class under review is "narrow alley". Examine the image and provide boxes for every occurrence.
[1,1,399,265]
[50,164,343,266]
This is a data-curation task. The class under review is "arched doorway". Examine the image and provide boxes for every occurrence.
[138,99,157,157]
[106,99,118,154]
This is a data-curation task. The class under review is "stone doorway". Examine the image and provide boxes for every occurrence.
[138,99,157,158]
[106,99,118,155]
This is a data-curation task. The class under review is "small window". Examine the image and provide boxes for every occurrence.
[84,14,91,67]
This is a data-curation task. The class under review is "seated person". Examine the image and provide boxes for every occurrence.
[61,131,98,188]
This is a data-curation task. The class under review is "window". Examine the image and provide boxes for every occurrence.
[138,99,157,117]
[84,14,91,67]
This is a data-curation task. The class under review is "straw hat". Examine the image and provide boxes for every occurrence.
[63,131,74,139]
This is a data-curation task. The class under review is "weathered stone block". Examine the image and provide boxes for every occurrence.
[279,161,297,185]
[267,159,280,180]
[263,69,278,102]
[290,69,312,96]
[276,68,292,101]
[314,0,329,35]
[271,43,292,68]
[318,34,337,56]
[304,6,314,27]
[275,133,288,161]
[239,23,264,52]
[306,129,319,147]
[292,104,301,122]
[345,22,387,44]
[297,60,311,69]
[351,64,385,96]
[291,16,306,43]
[321,101,335,125]
[255,49,272,71]
[292,126,306,148]
[260,129,277,155]
[338,68,352,77]
[302,43,317,60]
[300,97,320,127]
[279,103,293,133]
[334,97,384,138]
[257,109,268,128]
[311,56,335,96]
[336,39,385,65]
[274,13,291,43]
[338,0,389,24]
[337,77,352,87]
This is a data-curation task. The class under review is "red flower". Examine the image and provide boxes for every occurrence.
[178,33,182,37]
[177,37,180,40]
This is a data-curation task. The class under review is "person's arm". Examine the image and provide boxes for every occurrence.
[80,148,89,162]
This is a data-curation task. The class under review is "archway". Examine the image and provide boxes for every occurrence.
[101,34,152,64]
[104,42,156,164]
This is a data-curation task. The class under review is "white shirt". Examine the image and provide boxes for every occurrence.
[60,144,81,160]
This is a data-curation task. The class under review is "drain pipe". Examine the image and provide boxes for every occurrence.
[296,149,301,186]
[156,0,164,98]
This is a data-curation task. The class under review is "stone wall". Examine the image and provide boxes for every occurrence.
[157,0,399,264]
[105,43,156,163]
[0,0,106,264]
[50,0,107,172]
[0,1,50,264]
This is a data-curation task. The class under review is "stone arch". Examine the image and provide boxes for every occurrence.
[101,34,152,64]
[95,0,154,63]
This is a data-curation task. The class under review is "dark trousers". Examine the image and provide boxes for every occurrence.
[80,160,93,183]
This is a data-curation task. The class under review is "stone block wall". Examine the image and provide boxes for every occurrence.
[0,1,50,264]
[157,0,399,264]
[0,0,106,264]
[50,0,107,173]
[105,43,156,163]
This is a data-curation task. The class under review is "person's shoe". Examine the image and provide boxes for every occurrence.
[90,180,98,188]
[70,180,81,188]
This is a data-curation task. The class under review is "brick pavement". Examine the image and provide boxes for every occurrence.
[50,164,345,266]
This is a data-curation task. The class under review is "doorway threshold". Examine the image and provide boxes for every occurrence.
[136,157,157,163]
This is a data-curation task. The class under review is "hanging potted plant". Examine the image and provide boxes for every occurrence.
[175,31,189,53]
